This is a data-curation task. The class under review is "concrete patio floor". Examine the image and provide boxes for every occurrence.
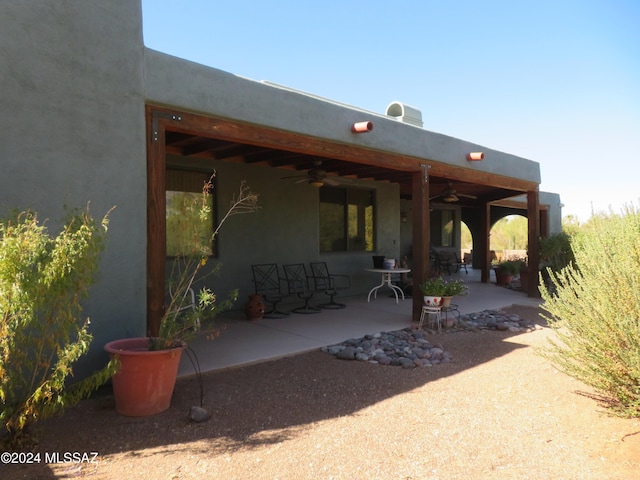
[178,268,542,377]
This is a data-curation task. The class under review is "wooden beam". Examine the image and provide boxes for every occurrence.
[412,167,430,323]
[480,203,491,283]
[492,198,550,210]
[427,166,538,192]
[148,105,423,172]
[146,107,173,337]
[147,105,539,192]
[527,190,541,297]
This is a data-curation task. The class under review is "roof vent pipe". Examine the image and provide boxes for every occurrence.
[351,121,374,133]
[385,101,423,127]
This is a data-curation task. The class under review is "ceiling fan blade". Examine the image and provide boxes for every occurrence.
[280,159,348,187]
[323,177,340,186]
[308,168,327,178]
[457,193,478,199]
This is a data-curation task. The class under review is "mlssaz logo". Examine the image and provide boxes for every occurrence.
[45,452,99,464]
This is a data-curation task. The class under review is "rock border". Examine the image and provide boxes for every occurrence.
[322,309,539,368]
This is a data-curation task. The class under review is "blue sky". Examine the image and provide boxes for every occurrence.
[141,0,639,223]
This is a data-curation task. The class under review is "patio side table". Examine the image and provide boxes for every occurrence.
[365,268,411,304]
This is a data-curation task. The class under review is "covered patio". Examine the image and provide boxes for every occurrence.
[178,268,542,376]
[147,99,545,337]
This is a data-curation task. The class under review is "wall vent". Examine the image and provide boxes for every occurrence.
[385,101,423,127]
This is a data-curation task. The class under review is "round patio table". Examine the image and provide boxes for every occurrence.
[365,268,411,304]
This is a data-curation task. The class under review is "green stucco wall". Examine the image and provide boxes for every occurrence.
[0,1,148,375]
[167,157,403,305]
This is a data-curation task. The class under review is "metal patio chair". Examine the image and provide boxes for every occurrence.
[251,263,290,318]
[309,262,350,309]
[283,263,321,314]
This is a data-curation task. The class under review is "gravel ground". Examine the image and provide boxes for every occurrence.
[4,305,640,479]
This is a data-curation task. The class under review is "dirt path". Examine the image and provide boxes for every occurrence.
[4,305,640,479]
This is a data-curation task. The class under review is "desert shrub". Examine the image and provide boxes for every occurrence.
[539,230,575,273]
[0,208,118,447]
[540,206,640,417]
[537,231,576,293]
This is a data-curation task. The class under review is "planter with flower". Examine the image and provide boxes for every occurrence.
[512,258,529,291]
[104,178,259,417]
[441,278,468,307]
[419,277,447,306]
[492,259,521,286]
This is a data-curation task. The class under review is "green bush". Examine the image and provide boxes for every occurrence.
[539,231,575,272]
[540,206,640,417]
[493,259,521,275]
[0,208,118,447]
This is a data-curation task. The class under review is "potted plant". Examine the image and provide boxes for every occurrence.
[105,178,259,416]
[419,276,447,306]
[441,278,468,307]
[493,259,520,286]
[513,258,529,292]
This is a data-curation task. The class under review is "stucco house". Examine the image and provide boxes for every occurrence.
[1,1,561,374]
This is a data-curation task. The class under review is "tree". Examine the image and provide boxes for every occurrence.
[490,215,528,251]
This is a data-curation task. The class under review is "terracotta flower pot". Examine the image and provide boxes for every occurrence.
[244,294,265,320]
[104,337,184,417]
[494,268,513,286]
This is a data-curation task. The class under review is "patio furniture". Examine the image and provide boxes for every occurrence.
[365,267,411,303]
[441,303,460,325]
[251,263,290,318]
[453,253,471,274]
[309,262,351,309]
[430,250,453,275]
[419,304,442,333]
[283,263,321,314]
[166,286,200,330]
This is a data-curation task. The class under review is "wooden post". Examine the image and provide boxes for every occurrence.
[146,108,168,337]
[480,203,491,283]
[527,190,541,297]
[412,167,430,323]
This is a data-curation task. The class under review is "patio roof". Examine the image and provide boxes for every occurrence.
[164,127,533,206]
[145,48,541,207]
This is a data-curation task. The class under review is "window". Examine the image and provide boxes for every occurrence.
[319,187,375,252]
[441,209,454,247]
[430,208,454,247]
[165,168,215,257]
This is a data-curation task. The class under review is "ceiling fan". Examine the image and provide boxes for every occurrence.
[430,182,478,203]
[281,160,340,187]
